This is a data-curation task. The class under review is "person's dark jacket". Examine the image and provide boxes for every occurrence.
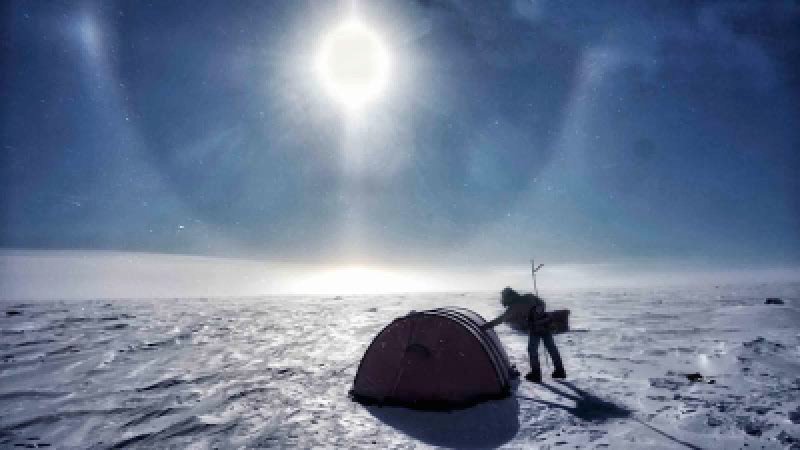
[482,301,532,329]
[484,293,550,332]
[528,308,553,335]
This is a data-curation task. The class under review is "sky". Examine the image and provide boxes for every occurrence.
[2,0,799,268]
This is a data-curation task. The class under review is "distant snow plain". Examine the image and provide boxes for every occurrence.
[1,251,798,448]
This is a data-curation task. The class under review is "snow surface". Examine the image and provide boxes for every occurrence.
[1,283,799,449]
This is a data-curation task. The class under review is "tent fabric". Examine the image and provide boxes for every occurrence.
[351,307,517,409]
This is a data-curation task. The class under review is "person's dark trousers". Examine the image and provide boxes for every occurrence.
[528,332,564,373]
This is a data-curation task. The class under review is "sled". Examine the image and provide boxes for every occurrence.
[547,309,570,334]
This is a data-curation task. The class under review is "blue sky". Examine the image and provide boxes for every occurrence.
[2,0,798,266]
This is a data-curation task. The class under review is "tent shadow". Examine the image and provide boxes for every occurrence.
[517,380,632,422]
[366,396,520,449]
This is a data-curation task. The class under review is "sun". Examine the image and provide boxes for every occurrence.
[315,18,391,110]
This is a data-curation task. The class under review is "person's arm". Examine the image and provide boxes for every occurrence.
[481,309,509,329]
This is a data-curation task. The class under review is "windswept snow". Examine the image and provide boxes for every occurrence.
[1,283,799,448]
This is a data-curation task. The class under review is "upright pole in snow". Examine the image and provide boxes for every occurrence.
[531,259,544,296]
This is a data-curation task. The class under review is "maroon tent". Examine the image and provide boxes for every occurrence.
[351,307,517,409]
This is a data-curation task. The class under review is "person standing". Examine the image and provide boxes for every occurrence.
[482,287,566,383]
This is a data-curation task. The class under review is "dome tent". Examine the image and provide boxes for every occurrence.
[351,307,518,409]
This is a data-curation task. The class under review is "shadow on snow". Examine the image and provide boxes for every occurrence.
[366,396,520,449]
[518,381,701,449]
[364,380,700,449]
[518,380,632,422]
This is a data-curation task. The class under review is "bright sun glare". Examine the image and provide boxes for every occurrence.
[287,266,436,296]
[315,18,390,110]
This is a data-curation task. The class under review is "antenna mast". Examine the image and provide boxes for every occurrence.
[531,259,544,296]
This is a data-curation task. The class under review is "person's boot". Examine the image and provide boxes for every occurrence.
[551,367,566,379]
[525,368,542,383]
